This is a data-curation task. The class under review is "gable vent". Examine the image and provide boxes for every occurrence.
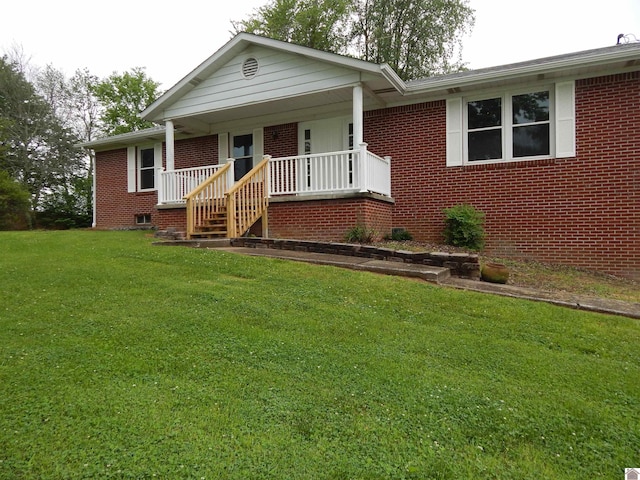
[242,58,259,79]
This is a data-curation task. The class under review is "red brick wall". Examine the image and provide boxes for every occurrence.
[156,208,187,231]
[264,123,298,158]
[174,135,217,169]
[94,148,158,228]
[365,71,640,279]
[95,135,219,230]
[268,197,392,242]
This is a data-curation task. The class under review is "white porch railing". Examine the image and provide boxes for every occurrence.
[364,149,392,198]
[158,164,224,204]
[158,146,391,205]
[269,144,391,197]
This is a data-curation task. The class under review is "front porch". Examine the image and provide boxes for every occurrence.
[155,145,393,241]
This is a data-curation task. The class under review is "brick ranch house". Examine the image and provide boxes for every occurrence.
[81,33,640,280]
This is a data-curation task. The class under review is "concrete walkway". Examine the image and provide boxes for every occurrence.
[154,240,639,319]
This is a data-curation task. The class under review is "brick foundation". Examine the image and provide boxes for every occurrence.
[268,195,393,242]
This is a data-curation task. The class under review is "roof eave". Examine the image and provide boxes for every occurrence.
[78,126,166,150]
[405,45,640,96]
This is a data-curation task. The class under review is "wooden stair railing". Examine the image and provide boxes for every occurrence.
[184,163,232,239]
[226,157,270,238]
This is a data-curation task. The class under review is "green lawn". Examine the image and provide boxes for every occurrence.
[1,230,638,479]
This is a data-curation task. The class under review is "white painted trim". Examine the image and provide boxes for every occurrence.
[253,128,264,167]
[218,132,229,163]
[352,84,364,147]
[446,98,463,167]
[555,81,576,158]
[127,146,136,192]
[165,120,174,171]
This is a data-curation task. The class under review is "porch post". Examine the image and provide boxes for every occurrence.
[165,119,175,171]
[352,83,364,146]
[226,159,236,188]
[353,84,367,192]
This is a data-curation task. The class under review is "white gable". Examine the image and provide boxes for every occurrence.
[163,45,362,120]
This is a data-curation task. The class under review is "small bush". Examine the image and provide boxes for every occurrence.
[443,204,485,251]
[385,228,413,241]
[345,225,375,244]
[0,170,31,230]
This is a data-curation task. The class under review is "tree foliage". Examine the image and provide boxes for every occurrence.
[0,169,31,229]
[234,0,475,80]
[92,67,161,136]
[0,56,84,217]
[233,0,352,53]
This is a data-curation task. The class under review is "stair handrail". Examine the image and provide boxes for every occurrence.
[184,162,233,239]
[226,157,270,238]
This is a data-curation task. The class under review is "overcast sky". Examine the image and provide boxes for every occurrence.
[1,0,639,89]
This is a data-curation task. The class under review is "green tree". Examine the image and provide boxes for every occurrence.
[234,0,475,80]
[0,56,84,215]
[92,67,161,136]
[233,0,352,53]
[0,169,31,229]
[351,0,474,79]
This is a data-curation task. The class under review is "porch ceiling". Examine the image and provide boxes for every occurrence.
[171,85,391,134]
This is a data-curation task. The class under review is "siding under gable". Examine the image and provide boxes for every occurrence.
[164,45,361,119]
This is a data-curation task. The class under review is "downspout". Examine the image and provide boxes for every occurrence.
[91,150,96,228]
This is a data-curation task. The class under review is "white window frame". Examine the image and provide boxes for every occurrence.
[462,86,555,165]
[138,145,156,191]
[127,143,162,193]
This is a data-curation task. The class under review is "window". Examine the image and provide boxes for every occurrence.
[466,89,551,163]
[136,214,151,225]
[127,144,162,193]
[139,147,156,190]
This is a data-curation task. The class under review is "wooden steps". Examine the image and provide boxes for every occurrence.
[191,210,227,238]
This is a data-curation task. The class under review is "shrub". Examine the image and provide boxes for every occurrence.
[345,225,375,244]
[385,228,413,241]
[0,170,31,230]
[443,204,485,251]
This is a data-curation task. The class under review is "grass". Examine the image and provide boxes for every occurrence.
[1,230,639,479]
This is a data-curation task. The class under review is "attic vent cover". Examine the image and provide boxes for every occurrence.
[242,58,259,79]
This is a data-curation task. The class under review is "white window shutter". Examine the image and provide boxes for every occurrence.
[253,127,264,164]
[154,143,163,190]
[218,132,229,163]
[127,146,136,192]
[446,97,464,167]
[555,81,576,158]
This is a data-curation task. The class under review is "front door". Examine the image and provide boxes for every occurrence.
[298,117,354,190]
[232,133,253,181]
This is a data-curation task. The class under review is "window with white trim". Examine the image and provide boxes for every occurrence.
[446,81,575,167]
[139,147,156,190]
[127,143,162,192]
[465,89,552,163]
